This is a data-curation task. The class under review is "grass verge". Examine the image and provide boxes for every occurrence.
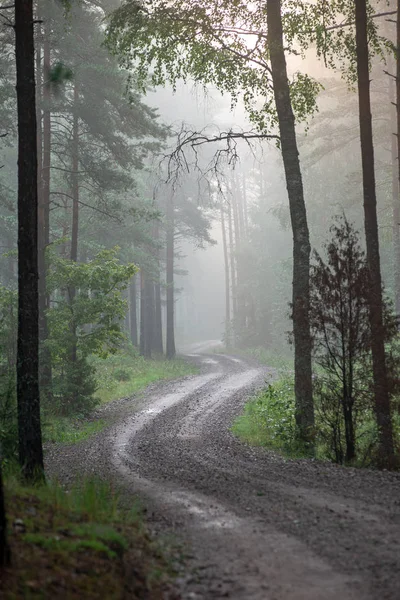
[43,351,198,445]
[94,352,197,405]
[1,475,174,599]
[231,374,303,456]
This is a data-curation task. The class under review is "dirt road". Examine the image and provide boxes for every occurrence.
[47,348,400,599]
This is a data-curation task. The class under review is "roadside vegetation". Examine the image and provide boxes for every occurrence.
[0,474,174,599]
[233,218,400,467]
[233,375,400,467]
[1,346,197,452]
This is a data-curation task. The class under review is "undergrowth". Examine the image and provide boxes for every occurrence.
[94,351,197,405]
[232,375,400,466]
[231,375,306,457]
[1,474,172,599]
[39,350,197,446]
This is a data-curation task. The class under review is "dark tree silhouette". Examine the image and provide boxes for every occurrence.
[166,192,176,359]
[267,0,314,444]
[15,0,44,479]
[355,0,395,466]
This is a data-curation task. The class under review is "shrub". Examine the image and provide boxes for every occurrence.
[310,215,400,464]
[51,358,99,416]
[232,377,304,455]
[113,368,131,382]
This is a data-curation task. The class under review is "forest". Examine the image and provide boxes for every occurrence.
[1,0,400,598]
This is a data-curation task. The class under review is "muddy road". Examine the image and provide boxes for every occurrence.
[47,348,400,599]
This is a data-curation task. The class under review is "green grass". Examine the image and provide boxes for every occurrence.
[43,417,107,444]
[94,351,198,405]
[41,350,198,445]
[1,475,172,599]
[231,375,304,456]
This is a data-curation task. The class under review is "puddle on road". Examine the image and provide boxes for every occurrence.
[169,489,242,530]
[201,358,219,365]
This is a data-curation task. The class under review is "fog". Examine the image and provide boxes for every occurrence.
[0,0,397,360]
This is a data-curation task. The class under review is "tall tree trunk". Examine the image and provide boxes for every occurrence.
[38,23,52,401]
[139,270,145,356]
[343,402,356,464]
[355,0,395,466]
[69,81,79,366]
[145,276,154,358]
[15,0,44,480]
[220,202,231,347]
[166,194,176,359]
[71,81,79,263]
[0,462,10,566]
[154,280,163,354]
[227,200,237,330]
[390,68,400,314]
[153,222,164,354]
[395,1,400,315]
[242,172,249,238]
[130,276,138,347]
[235,178,249,333]
[267,0,314,443]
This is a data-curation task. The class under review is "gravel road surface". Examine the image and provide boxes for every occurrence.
[46,346,400,600]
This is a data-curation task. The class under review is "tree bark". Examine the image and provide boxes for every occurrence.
[220,202,231,347]
[129,276,138,347]
[145,276,154,358]
[38,22,52,401]
[153,222,164,354]
[140,270,145,356]
[70,80,79,264]
[267,0,314,443]
[15,0,44,479]
[227,200,237,330]
[69,80,79,366]
[355,0,395,466]
[166,193,176,359]
[395,1,400,314]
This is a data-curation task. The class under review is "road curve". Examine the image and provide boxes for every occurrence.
[46,348,400,599]
[110,350,400,600]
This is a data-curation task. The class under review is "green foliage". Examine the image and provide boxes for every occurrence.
[310,216,400,464]
[51,358,99,416]
[94,347,198,404]
[113,367,131,382]
[48,62,74,92]
[106,0,322,134]
[285,0,390,84]
[43,416,106,445]
[1,475,171,599]
[23,532,121,559]
[47,247,137,363]
[45,247,137,415]
[232,377,303,456]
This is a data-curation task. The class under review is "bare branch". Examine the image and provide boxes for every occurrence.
[163,124,279,191]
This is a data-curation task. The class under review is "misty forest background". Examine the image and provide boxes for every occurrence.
[1,0,400,496]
